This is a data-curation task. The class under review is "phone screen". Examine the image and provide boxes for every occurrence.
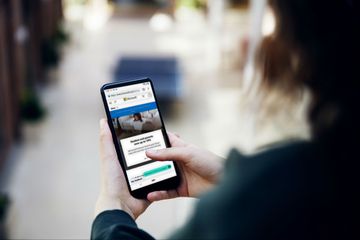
[104,81,177,191]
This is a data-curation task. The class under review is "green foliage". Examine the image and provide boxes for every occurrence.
[42,24,70,68]
[53,24,70,46]
[20,88,46,122]
[0,194,9,220]
[177,0,205,9]
[42,39,60,68]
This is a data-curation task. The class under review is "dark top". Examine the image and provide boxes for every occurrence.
[91,142,359,239]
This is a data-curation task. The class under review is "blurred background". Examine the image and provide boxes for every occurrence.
[0,0,309,238]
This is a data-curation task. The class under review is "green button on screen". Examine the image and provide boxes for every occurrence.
[143,165,171,177]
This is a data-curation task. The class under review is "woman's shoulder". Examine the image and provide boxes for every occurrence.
[224,140,315,181]
[182,141,326,239]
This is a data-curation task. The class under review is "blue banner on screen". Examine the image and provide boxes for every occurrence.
[110,102,157,118]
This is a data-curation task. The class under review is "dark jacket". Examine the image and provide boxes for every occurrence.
[91,142,359,239]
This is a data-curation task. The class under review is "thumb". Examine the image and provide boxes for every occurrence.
[99,118,117,161]
[147,190,179,202]
[146,147,191,164]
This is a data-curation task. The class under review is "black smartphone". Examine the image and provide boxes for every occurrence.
[100,78,180,199]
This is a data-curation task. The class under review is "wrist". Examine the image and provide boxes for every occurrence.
[95,195,136,220]
[95,195,122,217]
[118,202,136,219]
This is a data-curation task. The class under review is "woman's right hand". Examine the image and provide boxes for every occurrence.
[145,132,224,202]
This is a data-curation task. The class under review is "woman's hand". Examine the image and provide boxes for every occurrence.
[95,119,150,220]
[146,132,224,202]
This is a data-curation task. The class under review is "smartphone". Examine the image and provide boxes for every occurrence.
[100,78,180,199]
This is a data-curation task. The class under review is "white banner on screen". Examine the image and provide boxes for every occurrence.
[120,129,166,167]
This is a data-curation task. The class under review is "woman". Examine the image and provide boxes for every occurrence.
[92,0,360,239]
[133,113,143,122]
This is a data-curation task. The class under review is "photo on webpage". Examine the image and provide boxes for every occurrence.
[111,109,162,141]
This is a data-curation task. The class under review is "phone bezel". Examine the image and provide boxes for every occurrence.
[100,78,180,199]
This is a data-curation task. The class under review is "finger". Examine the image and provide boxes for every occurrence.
[167,132,187,147]
[146,147,191,164]
[99,119,117,162]
[147,190,178,202]
[147,191,170,202]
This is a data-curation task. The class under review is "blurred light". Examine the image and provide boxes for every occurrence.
[83,0,111,31]
[84,12,107,31]
[262,7,276,36]
[149,13,173,32]
[15,25,28,45]
[64,5,85,22]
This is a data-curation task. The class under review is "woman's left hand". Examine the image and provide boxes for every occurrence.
[95,118,150,220]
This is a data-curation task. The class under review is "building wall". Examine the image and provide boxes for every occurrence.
[0,0,15,168]
[0,0,63,169]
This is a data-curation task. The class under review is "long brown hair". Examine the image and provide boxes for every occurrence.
[257,0,360,143]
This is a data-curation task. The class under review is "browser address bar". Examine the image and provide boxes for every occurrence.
[111,90,153,103]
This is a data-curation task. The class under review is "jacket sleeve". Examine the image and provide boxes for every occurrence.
[91,210,155,240]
